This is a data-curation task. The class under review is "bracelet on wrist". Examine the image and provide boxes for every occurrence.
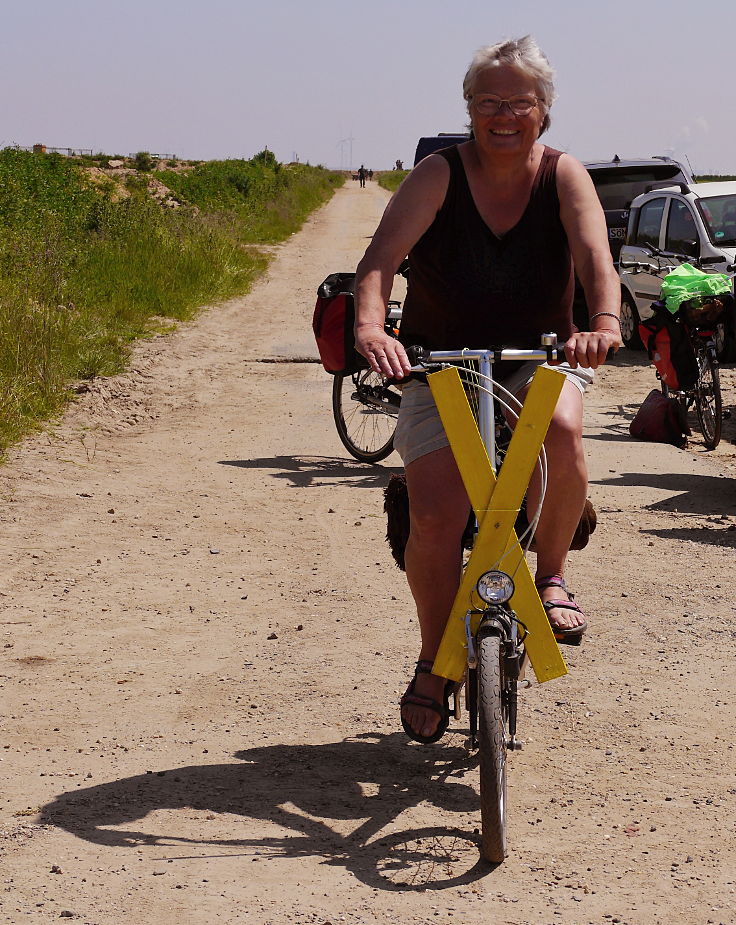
[355,322,384,328]
[589,311,621,326]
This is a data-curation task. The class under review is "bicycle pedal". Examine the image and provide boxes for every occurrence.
[508,736,524,751]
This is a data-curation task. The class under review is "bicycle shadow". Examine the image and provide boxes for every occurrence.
[592,471,736,516]
[219,455,402,489]
[640,524,736,548]
[39,733,492,890]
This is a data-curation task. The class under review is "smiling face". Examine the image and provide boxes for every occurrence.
[468,64,545,158]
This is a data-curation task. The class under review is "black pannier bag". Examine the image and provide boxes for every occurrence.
[312,272,366,375]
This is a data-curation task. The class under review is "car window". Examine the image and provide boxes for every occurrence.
[587,167,686,211]
[697,194,736,246]
[665,200,699,257]
[633,198,665,249]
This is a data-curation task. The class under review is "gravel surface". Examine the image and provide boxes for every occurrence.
[1,181,735,925]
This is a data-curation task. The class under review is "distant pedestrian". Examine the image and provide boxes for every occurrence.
[358,165,367,188]
[368,169,374,181]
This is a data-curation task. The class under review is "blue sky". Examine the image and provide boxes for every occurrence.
[1,0,732,174]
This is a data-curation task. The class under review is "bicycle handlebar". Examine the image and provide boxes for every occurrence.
[619,258,678,275]
[406,340,566,369]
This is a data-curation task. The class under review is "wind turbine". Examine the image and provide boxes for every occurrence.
[336,132,355,171]
[336,138,348,170]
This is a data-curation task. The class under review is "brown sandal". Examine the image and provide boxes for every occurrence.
[400,660,453,744]
[535,575,587,645]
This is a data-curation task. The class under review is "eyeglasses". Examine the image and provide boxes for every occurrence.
[471,94,543,116]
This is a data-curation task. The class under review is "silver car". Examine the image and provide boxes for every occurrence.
[619,181,736,358]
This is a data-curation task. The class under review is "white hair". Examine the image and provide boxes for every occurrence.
[463,36,557,136]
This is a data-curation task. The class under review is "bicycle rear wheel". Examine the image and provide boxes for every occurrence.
[332,370,400,463]
[694,343,722,449]
[477,633,507,863]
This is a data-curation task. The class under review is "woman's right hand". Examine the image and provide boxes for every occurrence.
[354,325,413,380]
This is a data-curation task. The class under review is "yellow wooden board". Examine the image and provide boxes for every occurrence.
[427,365,568,683]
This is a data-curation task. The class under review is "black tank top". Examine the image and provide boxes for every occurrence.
[399,145,574,352]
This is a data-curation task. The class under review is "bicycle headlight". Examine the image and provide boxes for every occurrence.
[476,570,515,604]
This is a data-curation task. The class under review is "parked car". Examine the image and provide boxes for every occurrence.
[572,156,694,328]
[584,156,693,264]
[413,134,470,166]
[618,181,736,358]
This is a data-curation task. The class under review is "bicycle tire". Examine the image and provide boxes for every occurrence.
[694,342,722,449]
[332,370,400,463]
[660,381,690,424]
[477,632,508,863]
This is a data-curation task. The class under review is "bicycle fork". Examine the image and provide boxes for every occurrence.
[461,606,528,751]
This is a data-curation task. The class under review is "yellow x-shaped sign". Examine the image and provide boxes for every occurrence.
[427,365,568,683]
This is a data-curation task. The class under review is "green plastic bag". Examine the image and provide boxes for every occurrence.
[660,263,732,315]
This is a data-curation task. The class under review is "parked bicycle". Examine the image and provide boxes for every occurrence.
[621,259,733,449]
[319,262,408,463]
[404,337,569,863]
[331,301,402,462]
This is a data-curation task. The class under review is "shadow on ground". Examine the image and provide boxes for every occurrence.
[39,732,494,890]
[219,455,401,489]
[593,471,736,517]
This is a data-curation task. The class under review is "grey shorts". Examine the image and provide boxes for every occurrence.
[393,361,594,467]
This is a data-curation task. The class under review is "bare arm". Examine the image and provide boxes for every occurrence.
[557,154,623,369]
[354,155,450,379]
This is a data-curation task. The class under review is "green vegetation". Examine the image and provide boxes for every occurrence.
[377,170,409,194]
[133,151,156,172]
[0,147,343,455]
[694,174,736,182]
[158,153,341,244]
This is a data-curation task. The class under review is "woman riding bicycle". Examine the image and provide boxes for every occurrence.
[354,36,621,743]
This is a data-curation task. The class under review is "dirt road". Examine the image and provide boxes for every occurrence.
[1,180,736,925]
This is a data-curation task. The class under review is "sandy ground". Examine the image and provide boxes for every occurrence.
[1,180,736,925]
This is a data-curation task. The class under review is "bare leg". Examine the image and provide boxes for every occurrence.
[524,379,588,630]
[402,446,470,739]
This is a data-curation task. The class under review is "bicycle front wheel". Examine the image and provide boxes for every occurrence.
[478,633,508,863]
[332,370,400,463]
[694,344,722,449]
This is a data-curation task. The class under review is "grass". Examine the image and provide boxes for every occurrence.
[158,151,343,244]
[0,147,343,455]
[377,170,409,194]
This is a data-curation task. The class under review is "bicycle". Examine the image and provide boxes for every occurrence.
[662,321,722,449]
[621,258,731,449]
[330,263,409,463]
[331,301,402,462]
[405,337,569,863]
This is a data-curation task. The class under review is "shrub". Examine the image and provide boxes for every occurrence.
[134,151,155,172]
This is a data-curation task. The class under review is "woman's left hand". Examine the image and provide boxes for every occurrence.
[563,329,622,370]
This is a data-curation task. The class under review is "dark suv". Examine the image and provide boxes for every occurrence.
[584,156,694,264]
[414,134,470,165]
[573,156,694,326]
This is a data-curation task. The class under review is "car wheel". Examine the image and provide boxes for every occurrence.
[620,292,644,350]
[714,314,736,362]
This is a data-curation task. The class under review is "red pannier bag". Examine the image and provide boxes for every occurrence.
[312,272,366,375]
[638,308,698,391]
